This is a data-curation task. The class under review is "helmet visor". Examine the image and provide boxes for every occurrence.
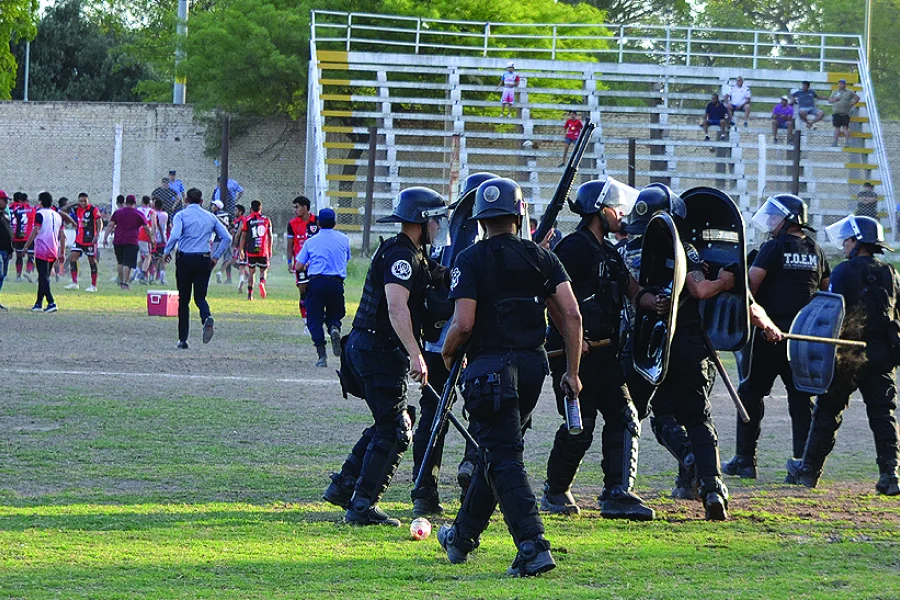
[423,207,451,248]
[824,215,861,250]
[597,177,639,217]
[750,197,791,234]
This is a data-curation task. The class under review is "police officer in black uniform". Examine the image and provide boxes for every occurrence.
[411,172,497,516]
[787,215,900,496]
[323,187,450,525]
[541,178,662,520]
[722,194,830,480]
[437,178,583,576]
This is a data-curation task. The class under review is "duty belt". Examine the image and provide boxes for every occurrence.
[310,274,344,281]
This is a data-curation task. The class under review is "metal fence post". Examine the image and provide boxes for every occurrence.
[627,138,636,187]
[686,28,692,66]
[483,23,490,57]
[791,130,802,196]
[552,25,557,60]
[415,19,421,54]
[362,126,378,257]
[346,13,352,51]
[752,32,759,69]
[618,25,625,62]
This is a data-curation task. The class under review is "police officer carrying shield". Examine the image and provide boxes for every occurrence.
[722,194,830,480]
[323,187,451,525]
[541,178,661,520]
[787,215,900,496]
[438,178,584,576]
[411,172,497,517]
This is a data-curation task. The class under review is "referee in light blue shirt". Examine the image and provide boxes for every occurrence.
[164,188,232,349]
[295,207,351,367]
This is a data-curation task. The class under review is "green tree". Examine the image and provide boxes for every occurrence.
[0,0,38,99]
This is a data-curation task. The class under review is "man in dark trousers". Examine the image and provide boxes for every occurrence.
[294,207,351,368]
[723,194,830,480]
[0,190,14,310]
[788,215,900,496]
[323,187,450,527]
[438,178,583,577]
[163,188,232,349]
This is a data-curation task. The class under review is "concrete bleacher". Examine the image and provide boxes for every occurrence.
[306,12,894,243]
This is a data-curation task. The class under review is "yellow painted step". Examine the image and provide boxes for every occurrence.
[337,224,363,232]
[322,110,353,117]
[325,158,363,166]
[335,207,363,214]
[326,191,359,198]
[850,116,869,123]
[848,178,881,185]
[318,62,352,71]
[321,94,352,101]
[320,79,351,86]
[324,142,356,149]
[845,163,878,170]
[326,174,359,182]
[317,50,349,63]
[827,72,859,84]
[849,132,873,139]
[323,126,355,133]
[842,147,874,154]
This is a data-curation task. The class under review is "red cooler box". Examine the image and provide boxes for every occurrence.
[147,290,179,317]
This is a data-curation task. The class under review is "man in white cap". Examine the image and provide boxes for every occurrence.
[499,62,520,118]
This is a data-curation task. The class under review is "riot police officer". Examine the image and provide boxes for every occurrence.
[438,178,583,576]
[620,184,697,499]
[323,187,450,526]
[411,172,497,516]
[787,215,900,496]
[541,178,661,520]
[722,194,830,480]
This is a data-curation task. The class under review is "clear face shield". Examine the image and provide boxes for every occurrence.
[825,215,863,250]
[597,177,639,231]
[423,207,451,248]
[750,197,791,235]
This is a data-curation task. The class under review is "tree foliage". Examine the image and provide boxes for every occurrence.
[0,0,38,99]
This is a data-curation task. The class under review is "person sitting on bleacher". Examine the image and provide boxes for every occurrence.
[791,81,825,129]
[702,92,729,142]
[771,96,795,144]
[728,76,752,128]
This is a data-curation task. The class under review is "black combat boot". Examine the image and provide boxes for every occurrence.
[722,454,758,479]
[344,495,401,527]
[600,416,655,521]
[785,459,820,488]
[699,477,729,521]
[323,472,356,509]
[438,524,472,564]
[507,536,556,577]
[876,466,900,496]
[540,481,580,516]
[315,343,328,368]
[410,486,444,517]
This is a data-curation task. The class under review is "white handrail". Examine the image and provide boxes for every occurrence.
[857,46,895,241]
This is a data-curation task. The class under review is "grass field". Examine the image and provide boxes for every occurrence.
[1,255,899,599]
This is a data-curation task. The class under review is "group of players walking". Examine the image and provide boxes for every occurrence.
[323,173,900,577]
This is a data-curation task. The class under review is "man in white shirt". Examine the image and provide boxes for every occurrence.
[728,76,752,127]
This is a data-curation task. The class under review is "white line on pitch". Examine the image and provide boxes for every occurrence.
[0,368,337,386]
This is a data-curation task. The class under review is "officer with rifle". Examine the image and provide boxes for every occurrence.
[722,194,830,480]
[787,215,900,496]
[541,178,664,521]
[437,178,583,576]
[410,172,497,516]
[323,187,450,526]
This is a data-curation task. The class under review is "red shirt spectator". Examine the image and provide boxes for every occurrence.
[109,205,149,246]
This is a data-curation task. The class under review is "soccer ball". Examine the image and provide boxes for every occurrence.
[409,517,432,540]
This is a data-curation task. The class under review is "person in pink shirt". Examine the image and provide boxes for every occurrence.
[771,96,795,143]
[23,192,65,312]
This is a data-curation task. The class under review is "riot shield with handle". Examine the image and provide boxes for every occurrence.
[633,212,686,385]
[678,187,750,351]
[788,292,846,395]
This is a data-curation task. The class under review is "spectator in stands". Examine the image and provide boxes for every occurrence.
[791,81,824,129]
[560,111,583,167]
[168,170,186,205]
[856,181,879,218]
[153,178,179,219]
[728,76,752,128]
[212,176,244,216]
[771,96,795,143]
[499,62,520,118]
[828,78,859,147]
[702,92,729,142]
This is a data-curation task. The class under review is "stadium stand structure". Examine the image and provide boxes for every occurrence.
[306,12,894,243]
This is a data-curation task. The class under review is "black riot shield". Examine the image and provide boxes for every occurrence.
[788,292,846,395]
[678,187,750,351]
[633,213,687,385]
[441,190,480,269]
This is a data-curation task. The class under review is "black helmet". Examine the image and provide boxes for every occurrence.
[751,194,812,235]
[771,193,809,226]
[626,183,686,235]
[470,178,526,221]
[570,177,639,231]
[377,187,446,224]
[451,172,500,209]
[825,214,894,254]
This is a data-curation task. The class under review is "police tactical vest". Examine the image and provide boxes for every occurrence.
[756,234,826,326]
[572,230,628,341]
[470,236,555,353]
[352,235,428,338]
[852,258,900,341]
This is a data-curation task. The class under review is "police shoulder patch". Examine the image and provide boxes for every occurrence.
[450,267,461,290]
[687,247,701,264]
[391,259,413,280]
[635,201,648,216]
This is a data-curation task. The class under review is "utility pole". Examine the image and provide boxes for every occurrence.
[864,0,873,64]
[23,40,30,101]
[173,0,189,104]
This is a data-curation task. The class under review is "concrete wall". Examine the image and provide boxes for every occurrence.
[0,102,307,228]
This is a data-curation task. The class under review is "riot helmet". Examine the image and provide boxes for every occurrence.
[570,177,638,233]
[750,194,811,236]
[378,186,450,248]
[451,172,500,209]
[626,183,686,235]
[825,214,893,256]
[470,178,526,221]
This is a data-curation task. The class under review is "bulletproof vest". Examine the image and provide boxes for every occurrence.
[755,234,825,327]
[675,243,703,331]
[571,230,628,341]
[353,235,428,339]
[852,258,900,341]
[470,236,554,353]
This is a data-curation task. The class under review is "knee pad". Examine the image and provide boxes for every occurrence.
[486,458,544,543]
[622,401,641,438]
[395,409,413,450]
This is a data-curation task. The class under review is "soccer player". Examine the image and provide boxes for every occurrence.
[135,196,159,284]
[231,204,249,291]
[286,196,319,319]
[62,192,102,292]
[238,200,272,300]
[11,192,36,282]
[152,198,170,284]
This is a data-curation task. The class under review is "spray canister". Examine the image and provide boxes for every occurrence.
[562,380,583,435]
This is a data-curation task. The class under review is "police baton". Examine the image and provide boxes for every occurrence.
[701,330,751,424]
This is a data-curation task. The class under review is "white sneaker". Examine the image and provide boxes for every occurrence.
[64,283,79,290]
[85,285,97,293]
[216,272,223,284]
